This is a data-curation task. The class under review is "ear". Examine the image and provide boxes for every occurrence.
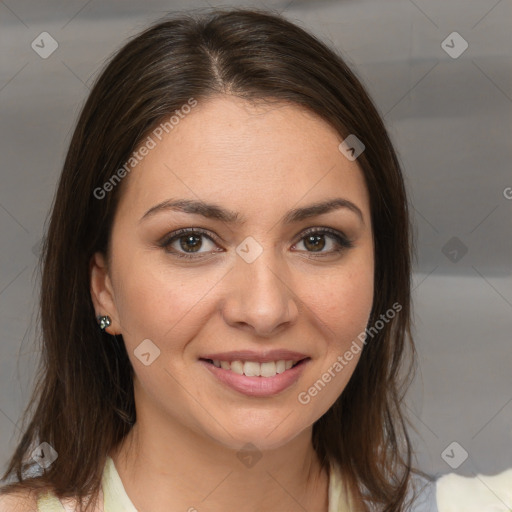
[89,251,122,335]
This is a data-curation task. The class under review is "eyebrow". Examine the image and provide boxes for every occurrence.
[139,197,364,225]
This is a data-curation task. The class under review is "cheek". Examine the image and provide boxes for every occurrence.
[308,259,374,342]
[112,254,217,352]
[295,265,373,410]
[334,271,373,334]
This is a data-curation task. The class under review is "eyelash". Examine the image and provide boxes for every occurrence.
[158,227,354,260]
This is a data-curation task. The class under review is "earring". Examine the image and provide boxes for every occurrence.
[97,315,112,331]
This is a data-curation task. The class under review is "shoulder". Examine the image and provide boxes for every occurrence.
[329,463,439,511]
[434,468,512,511]
[0,489,102,512]
[0,463,45,511]
[406,472,439,512]
[0,490,39,512]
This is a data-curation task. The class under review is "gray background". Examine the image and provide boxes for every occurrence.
[1,0,511,485]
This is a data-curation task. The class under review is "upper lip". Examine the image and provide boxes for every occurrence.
[200,350,310,363]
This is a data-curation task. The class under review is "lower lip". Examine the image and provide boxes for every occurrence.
[199,358,310,397]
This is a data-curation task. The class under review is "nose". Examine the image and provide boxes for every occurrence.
[220,249,300,337]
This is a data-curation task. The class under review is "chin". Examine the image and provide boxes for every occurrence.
[209,421,307,453]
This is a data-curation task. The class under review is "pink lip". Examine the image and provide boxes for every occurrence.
[199,358,310,397]
[199,349,309,363]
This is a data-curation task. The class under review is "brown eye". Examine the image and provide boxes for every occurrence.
[303,233,327,252]
[159,226,353,261]
[177,233,203,253]
[160,228,220,259]
[294,228,353,256]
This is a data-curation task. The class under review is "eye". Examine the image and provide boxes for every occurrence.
[159,226,354,260]
[293,227,354,256]
[159,228,221,259]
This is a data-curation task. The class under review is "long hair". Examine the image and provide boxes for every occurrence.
[1,8,423,511]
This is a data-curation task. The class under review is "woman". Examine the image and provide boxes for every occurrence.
[0,7,488,511]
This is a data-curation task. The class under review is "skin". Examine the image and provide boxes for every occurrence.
[90,95,374,512]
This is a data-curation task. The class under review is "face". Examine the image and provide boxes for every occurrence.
[90,95,374,452]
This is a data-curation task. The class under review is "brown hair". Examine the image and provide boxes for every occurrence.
[1,7,426,511]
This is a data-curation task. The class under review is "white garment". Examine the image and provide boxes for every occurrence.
[35,456,351,511]
[34,456,512,511]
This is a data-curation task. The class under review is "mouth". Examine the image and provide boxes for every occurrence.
[199,357,310,378]
[198,357,311,397]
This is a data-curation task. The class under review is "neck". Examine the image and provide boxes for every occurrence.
[109,411,329,512]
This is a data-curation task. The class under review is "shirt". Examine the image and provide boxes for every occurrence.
[34,456,440,511]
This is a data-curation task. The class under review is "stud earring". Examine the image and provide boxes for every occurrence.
[97,315,112,331]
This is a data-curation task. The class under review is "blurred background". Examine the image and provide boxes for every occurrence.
[1,0,511,482]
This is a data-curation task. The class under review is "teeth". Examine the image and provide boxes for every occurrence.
[244,361,261,377]
[210,359,300,377]
[231,360,244,375]
[260,361,276,377]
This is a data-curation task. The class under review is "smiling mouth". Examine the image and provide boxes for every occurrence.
[200,357,309,378]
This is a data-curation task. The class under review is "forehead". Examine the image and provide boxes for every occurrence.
[116,95,370,222]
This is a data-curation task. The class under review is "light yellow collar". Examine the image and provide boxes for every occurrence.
[103,456,350,512]
[102,456,138,512]
[328,461,353,512]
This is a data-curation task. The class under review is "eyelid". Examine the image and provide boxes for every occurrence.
[158,226,354,258]
[294,226,353,247]
[158,227,218,244]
